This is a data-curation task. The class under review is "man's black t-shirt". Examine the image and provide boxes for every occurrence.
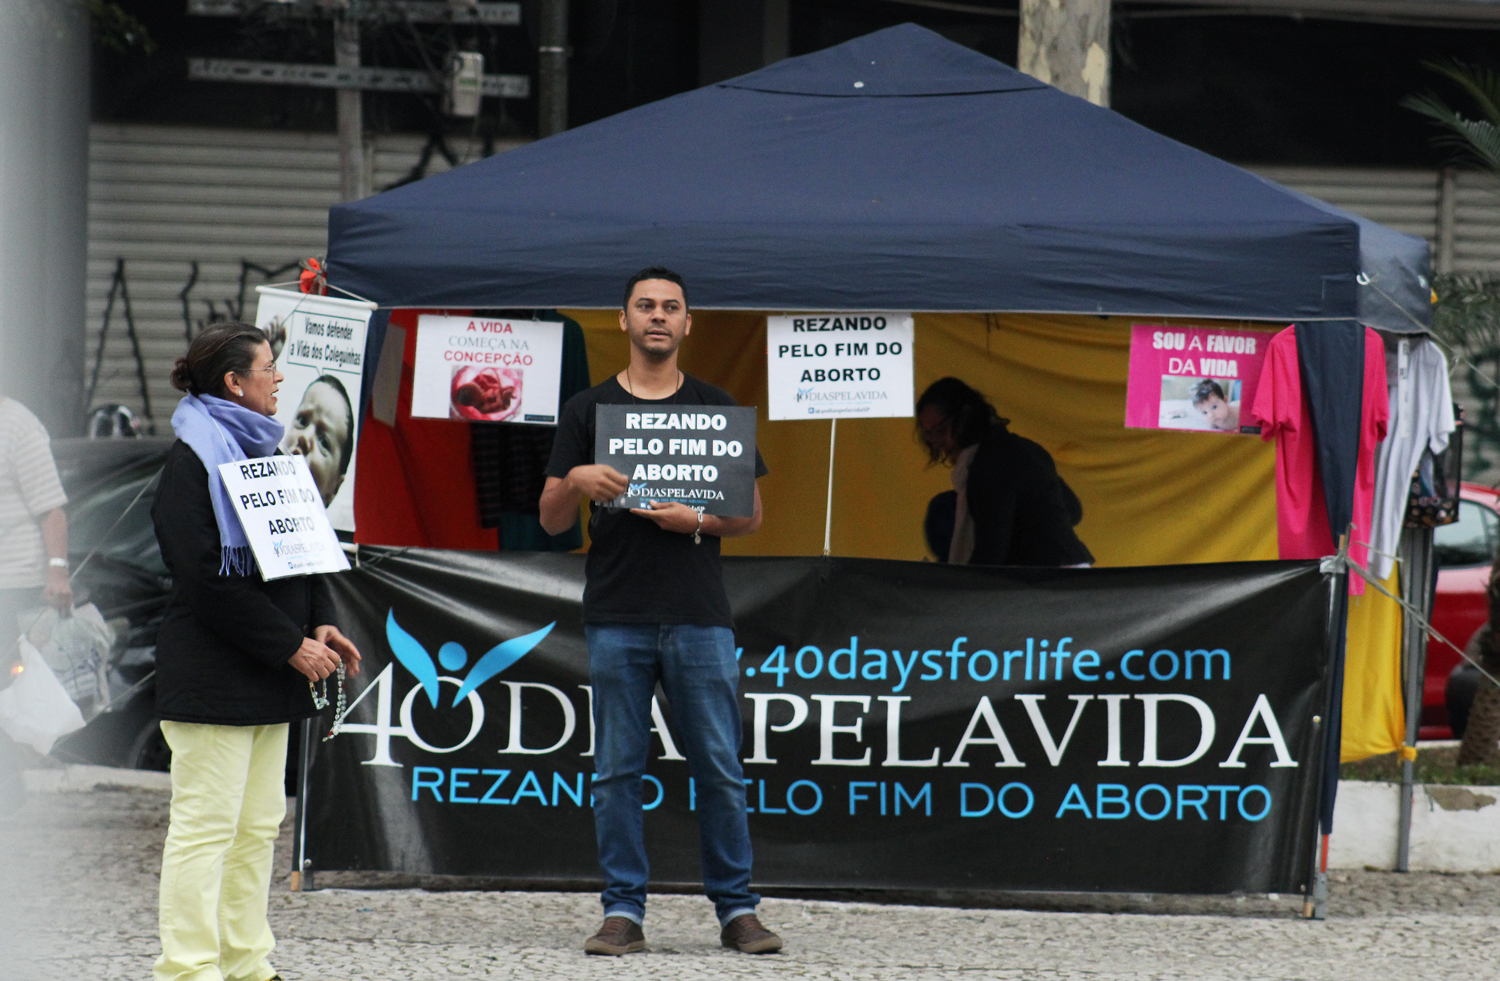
[545,374,768,627]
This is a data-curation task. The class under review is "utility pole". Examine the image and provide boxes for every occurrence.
[334,12,367,201]
[1017,0,1111,107]
[188,2,528,192]
[537,0,568,137]
[0,0,88,433]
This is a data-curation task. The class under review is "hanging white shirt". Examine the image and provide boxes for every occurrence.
[1369,337,1455,580]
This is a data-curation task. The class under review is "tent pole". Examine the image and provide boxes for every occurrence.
[291,717,315,892]
[823,418,837,556]
[1396,524,1434,872]
[1305,537,1348,919]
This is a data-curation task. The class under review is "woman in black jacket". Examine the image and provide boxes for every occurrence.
[150,321,360,981]
[917,377,1093,567]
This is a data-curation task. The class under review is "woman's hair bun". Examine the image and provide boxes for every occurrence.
[169,357,194,393]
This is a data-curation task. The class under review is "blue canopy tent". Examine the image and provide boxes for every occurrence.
[326,24,1435,855]
[327,23,1428,330]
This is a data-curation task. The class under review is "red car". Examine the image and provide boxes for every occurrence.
[1421,482,1500,740]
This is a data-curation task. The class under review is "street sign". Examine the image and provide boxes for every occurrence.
[187,58,529,98]
[187,0,522,25]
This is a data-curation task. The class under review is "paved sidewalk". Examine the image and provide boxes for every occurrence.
[2,780,1497,980]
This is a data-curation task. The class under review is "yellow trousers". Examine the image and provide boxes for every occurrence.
[155,721,289,981]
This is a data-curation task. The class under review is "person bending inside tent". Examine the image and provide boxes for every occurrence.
[917,377,1093,567]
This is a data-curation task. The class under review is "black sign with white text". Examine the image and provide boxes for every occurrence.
[306,551,1331,895]
[593,404,758,517]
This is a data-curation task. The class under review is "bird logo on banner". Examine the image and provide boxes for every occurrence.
[384,610,555,709]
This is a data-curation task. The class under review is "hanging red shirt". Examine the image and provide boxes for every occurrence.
[1249,326,1388,594]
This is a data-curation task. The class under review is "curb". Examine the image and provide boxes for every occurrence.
[23,764,172,793]
[1331,779,1500,872]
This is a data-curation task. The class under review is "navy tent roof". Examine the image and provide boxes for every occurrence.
[327,23,1426,326]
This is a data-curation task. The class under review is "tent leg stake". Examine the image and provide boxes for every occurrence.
[1308,833,1330,920]
[1397,756,1416,871]
[822,418,837,557]
[1311,870,1329,920]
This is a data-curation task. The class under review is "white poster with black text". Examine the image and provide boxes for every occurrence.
[218,456,350,580]
[254,287,374,533]
[765,313,914,420]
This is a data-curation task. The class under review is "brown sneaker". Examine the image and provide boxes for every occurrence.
[720,913,782,954]
[584,916,647,955]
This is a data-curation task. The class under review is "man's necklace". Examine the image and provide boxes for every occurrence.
[623,366,683,403]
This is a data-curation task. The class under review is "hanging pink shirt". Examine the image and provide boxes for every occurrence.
[1249,326,1388,594]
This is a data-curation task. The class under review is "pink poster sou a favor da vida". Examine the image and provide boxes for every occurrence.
[1125,325,1274,435]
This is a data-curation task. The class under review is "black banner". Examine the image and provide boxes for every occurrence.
[307,550,1332,894]
[594,405,758,516]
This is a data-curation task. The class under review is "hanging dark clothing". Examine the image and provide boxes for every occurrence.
[965,423,1093,567]
[470,312,592,550]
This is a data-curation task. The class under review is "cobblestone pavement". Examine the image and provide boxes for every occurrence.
[2,783,1498,980]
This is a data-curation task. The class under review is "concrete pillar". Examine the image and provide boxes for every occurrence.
[1018,0,1111,107]
[537,0,569,137]
[699,0,789,87]
[0,0,89,435]
[334,16,367,201]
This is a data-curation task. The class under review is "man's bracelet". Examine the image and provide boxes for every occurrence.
[693,510,703,545]
[48,557,68,570]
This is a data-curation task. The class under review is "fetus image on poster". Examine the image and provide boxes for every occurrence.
[451,366,523,422]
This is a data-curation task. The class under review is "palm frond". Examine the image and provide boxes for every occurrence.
[1401,90,1500,176]
[1421,59,1500,127]
[1432,274,1500,367]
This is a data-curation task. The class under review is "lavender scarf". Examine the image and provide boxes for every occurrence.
[171,394,285,576]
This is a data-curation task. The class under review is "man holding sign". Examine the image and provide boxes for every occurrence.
[540,268,779,956]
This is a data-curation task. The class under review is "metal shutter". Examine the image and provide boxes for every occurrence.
[1453,170,1500,273]
[89,130,1500,430]
[86,124,524,430]
[1246,165,1442,251]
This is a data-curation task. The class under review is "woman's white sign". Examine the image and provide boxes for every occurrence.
[219,456,350,580]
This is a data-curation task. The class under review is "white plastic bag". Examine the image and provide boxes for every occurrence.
[22,603,115,716]
[0,636,86,754]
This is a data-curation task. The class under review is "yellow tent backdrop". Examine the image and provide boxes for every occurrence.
[561,309,1405,761]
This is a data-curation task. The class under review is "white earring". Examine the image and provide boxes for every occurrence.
[234,389,243,396]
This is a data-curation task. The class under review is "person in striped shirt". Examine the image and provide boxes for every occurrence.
[0,395,72,812]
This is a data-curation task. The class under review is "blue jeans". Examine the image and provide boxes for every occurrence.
[587,623,758,927]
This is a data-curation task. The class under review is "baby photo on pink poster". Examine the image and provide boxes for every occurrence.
[1158,376,1240,432]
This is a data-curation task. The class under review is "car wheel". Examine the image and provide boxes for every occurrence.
[127,717,172,772]
[1446,662,1482,740]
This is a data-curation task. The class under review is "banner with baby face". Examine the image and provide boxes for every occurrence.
[254,287,374,533]
[1124,325,1275,436]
